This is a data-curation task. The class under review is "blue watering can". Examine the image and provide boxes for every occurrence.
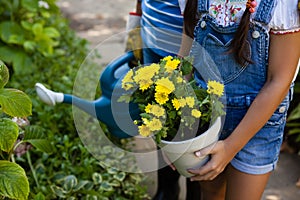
[35,51,139,138]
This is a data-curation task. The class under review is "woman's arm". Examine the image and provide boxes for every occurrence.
[189,32,300,181]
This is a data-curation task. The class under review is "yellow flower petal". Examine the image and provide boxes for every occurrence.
[138,125,151,137]
[155,92,169,105]
[191,109,201,118]
[172,98,181,110]
[207,80,224,97]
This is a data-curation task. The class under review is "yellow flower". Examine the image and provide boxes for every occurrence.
[178,98,186,107]
[207,80,224,97]
[191,109,202,118]
[177,76,183,83]
[148,118,163,131]
[138,79,152,91]
[172,98,181,110]
[142,117,150,125]
[148,63,160,74]
[185,97,195,108]
[122,69,134,90]
[145,104,152,113]
[145,104,165,117]
[165,58,181,73]
[155,77,175,94]
[138,125,151,137]
[155,92,169,105]
[163,55,173,62]
[150,104,165,117]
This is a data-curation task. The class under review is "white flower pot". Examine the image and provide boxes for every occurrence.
[159,117,222,177]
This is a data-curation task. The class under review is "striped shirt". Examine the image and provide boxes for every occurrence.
[141,0,184,57]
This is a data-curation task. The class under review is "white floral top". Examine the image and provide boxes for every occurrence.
[179,0,300,34]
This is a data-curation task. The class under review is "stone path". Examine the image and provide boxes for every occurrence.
[57,1,300,199]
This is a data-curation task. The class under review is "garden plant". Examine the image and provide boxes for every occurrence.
[0,0,150,199]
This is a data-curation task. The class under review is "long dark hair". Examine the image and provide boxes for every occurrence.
[183,0,198,38]
[183,0,252,65]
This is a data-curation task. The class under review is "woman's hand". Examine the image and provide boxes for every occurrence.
[188,140,236,181]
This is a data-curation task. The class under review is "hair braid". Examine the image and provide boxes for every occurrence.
[184,0,198,38]
[229,0,257,66]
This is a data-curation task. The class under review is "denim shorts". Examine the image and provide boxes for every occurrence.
[219,88,293,175]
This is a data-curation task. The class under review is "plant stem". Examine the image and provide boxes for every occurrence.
[26,151,40,189]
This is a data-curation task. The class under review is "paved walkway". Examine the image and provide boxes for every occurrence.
[57,1,300,199]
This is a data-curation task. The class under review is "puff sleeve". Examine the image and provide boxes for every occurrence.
[269,0,300,34]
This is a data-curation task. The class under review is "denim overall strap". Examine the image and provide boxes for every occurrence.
[253,0,277,24]
[198,0,209,13]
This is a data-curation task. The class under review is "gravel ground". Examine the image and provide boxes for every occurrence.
[57,1,300,199]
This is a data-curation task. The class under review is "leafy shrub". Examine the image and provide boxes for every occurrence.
[0,61,53,200]
[0,1,150,199]
[286,75,300,153]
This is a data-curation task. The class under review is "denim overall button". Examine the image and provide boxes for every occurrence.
[279,106,286,113]
[200,21,206,28]
[252,31,260,38]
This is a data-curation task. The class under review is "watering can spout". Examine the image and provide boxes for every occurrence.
[35,83,97,118]
[35,51,139,138]
[34,84,118,122]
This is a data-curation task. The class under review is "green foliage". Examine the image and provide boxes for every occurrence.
[0,62,53,200]
[0,1,150,199]
[0,161,29,200]
[0,0,61,75]
[287,103,300,143]
[286,75,300,146]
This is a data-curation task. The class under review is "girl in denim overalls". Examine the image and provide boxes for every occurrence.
[178,0,300,199]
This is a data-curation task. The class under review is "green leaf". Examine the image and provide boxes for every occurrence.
[73,180,89,192]
[113,172,126,182]
[0,161,29,200]
[99,181,114,192]
[22,126,54,153]
[0,118,18,152]
[0,46,16,63]
[110,179,120,187]
[63,175,77,192]
[8,34,25,45]
[0,88,32,117]
[21,0,38,12]
[107,167,118,174]
[44,27,60,38]
[21,21,33,31]
[32,23,44,37]
[33,192,45,200]
[0,21,24,44]
[0,61,9,89]
[0,46,35,75]
[50,185,67,198]
[12,51,35,75]
[23,40,36,52]
[288,103,300,121]
[92,173,102,185]
[41,11,51,18]
[288,128,300,135]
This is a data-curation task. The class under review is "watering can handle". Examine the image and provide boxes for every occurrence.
[100,51,135,90]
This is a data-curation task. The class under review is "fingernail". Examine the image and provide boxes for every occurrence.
[195,151,201,157]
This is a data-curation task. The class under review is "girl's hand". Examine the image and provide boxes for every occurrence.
[188,140,236,181]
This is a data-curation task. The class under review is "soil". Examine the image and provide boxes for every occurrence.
[57,0,300,199]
